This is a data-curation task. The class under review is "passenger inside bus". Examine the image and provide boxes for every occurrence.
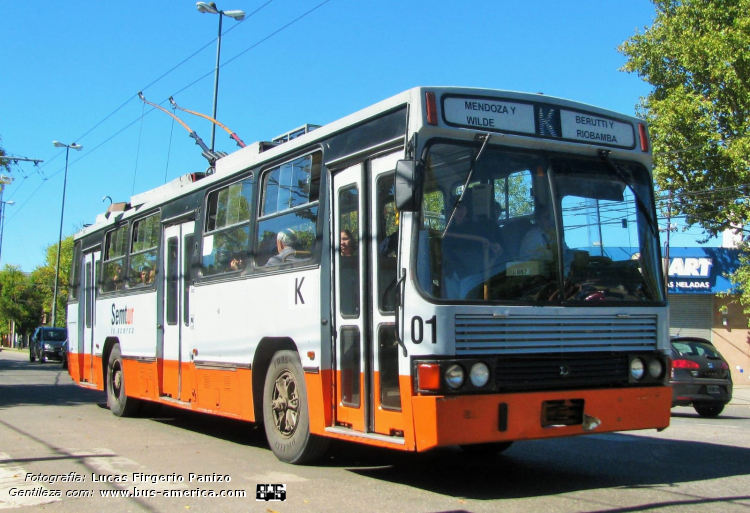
[111,263,124,291]
[265,229,300,266]
[226,252,246,272]
[519,203,556,262]
[340,229,357,257]
[140,266,152,285]
[441,189,504,299]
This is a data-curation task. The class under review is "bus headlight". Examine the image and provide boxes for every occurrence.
[630,358,645,380]
[444,364,465,389]
[469,362,490,387]
[648,358,664,379]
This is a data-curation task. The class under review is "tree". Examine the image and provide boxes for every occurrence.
[30,235,75,328]
[619,0,750,309]
[0,265,43,341]
[0,136,10,174]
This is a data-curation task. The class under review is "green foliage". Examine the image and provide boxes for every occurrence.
[0,235,74,339]
[0,136,11,174]
[620,0,750,310]
[0,265,43,337]
[30,235,74,327]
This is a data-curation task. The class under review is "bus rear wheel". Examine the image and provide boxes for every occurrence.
[107,345,140,417]
[262,350,328,464]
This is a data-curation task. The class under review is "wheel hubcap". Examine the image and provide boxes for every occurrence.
[271,370,299,437]
[111,362,122,396]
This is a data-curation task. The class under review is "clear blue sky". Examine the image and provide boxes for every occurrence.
[0,0,709,272]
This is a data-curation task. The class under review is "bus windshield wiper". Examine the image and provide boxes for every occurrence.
[442,133,492,237]
[598,149,658,239]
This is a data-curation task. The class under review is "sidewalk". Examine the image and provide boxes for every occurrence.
[730,384,750,406]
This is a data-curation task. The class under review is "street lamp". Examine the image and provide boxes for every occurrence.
[0,199,15,266]
[51,141,82,328]
[196,2,246,151]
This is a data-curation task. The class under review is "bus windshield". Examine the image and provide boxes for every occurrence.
[415,142,664,304]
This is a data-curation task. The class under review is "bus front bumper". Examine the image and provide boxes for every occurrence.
[410,386,672,451]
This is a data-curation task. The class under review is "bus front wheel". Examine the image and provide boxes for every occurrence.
[262,350,328,464]
[106,345,140,417]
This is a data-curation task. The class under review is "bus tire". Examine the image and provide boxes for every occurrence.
[262,350,329,464]
[460,441,514,456]
[106,345,139,417]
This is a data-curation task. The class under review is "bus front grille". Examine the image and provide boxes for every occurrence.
[495,353,629,391]
[455,314,658,355]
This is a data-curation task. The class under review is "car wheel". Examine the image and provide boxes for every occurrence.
[263,350,329,464]
[29,348,36,362]
[460,441,514,455]
[107,345,140,417]
[694,404,724,417]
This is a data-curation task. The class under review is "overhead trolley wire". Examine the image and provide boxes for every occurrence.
[5,0,321,226]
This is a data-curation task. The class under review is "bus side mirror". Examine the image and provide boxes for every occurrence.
[395,159,420,212]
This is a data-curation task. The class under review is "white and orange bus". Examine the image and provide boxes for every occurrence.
[67,87,671,464]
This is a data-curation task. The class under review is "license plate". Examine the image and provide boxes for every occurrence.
[707,385,720,395]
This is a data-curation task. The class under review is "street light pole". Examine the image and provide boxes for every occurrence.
[196,2,245,151]
[51,141,82,328]
[0,199,15,266]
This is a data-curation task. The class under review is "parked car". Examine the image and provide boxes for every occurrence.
[670,336,733,417]
[29,327,68,363]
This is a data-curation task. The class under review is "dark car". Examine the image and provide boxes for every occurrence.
[29,327,68,363]
[670,336,733,417]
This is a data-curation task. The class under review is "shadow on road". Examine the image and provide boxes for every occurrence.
[134,401,750,504]
[0,358,105,409]
[326,434,750,503]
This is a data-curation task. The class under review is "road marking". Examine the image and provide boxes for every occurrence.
[69,448,184,491]
[0,452,61,509]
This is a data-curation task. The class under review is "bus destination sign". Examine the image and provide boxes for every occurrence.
[442,96,635,149]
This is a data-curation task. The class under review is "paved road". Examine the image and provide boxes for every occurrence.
[1,348,750,512]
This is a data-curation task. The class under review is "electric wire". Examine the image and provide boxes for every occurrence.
[5,0,330,228]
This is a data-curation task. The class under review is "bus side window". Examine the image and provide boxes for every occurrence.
[376,174,397,312]
[101,224,128,293]
[255,153,321,269]
[128,212,160,287]
[201,178,253,277]
[69,241,82,301]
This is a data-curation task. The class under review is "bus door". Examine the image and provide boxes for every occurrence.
[80,250,100,384]
[333,153,404,436]
[368,153,404,436]
[161,221,194,400]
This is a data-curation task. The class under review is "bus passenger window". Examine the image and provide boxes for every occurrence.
[102,224,128,293]
[376,175,397,312]
[201,178,253,277]
[69,241,82,301]
[128,212,160,287]
[255,153,321,269]
[378,326,401,410]
[340,327,361,407]
[338,186,359,317]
